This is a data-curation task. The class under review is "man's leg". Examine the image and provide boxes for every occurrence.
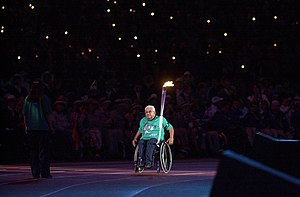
[39,131,51,178]
[28,132,40,178]
[145,138,158,168]
[138,140,146,166]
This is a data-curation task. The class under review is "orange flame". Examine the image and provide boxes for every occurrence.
[163,81,174,87]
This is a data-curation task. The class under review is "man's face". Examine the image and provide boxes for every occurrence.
[145,107,156,120]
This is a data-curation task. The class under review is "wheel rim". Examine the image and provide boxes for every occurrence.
[134,145,139,162]
[160,142,172,173]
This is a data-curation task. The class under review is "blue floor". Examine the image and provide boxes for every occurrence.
[0,159,219,197]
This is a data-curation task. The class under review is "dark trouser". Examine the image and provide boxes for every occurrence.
[27,130,51,178]
[138,138,158,165]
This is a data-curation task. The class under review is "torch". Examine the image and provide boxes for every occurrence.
[157,81,174,145]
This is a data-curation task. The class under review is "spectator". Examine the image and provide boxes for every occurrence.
[202,96,223,122]
[247,83,269,104]
[242,102,263,146]
[261,100,289,138]
[210,100,247,154]
[127,84,148,105]
[85,97,103,159]
[290,99,300,139]
[49,96,72,161]
[0,94,24,162]
[70,99,85,159]
[5,74,28,99]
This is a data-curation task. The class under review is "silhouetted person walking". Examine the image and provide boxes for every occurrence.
[22,80,53,179]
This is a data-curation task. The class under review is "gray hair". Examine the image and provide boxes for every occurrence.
[145,105,156,112]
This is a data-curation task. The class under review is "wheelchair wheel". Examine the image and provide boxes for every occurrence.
[133,145,144,173]
[159,142,172,173]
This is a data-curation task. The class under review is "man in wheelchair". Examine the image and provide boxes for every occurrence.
[132,105,174,169]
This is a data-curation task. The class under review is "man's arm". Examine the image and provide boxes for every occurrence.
[167,127,174,145]
[132,131,142,147]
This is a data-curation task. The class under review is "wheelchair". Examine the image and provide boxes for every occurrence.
[133,141,173,173]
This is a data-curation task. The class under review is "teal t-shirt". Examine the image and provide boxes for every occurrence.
[22,95,52,131]
[139,115,173,141]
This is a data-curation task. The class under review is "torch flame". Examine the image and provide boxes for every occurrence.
[163,81,174,87]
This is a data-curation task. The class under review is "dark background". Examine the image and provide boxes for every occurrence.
[1,1,300,86]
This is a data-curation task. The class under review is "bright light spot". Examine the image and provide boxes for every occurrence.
[218,50,222,54]
[163,81,174,88]
[81,52,85,55]
[274,43,277,47]
[29,4,34,9]
[2,6,5,10]
[207,19,211,24]
[170,16,173,20]
[129,9,133,12]
[17,56,21,60]
[172,56,176,60]
[137,54,141,58]
[224,32,228,37]
[1,29,4,33]
[64,31,68,35]
[241,65,245,69]
[96,56,100,59]
[154,49,158,53]
[35,54,39,58]
[88,48,92,53]
[252,17,256,21]
[150,12,155,16]
[1,26,4,29]
[113,1,117,4]
[107,9,111,13]
[134,36,138,40]
[118,37,122,41]
[130,44,134,48]
[142,3,146,6]
[45,35,49,39]
[274,16,278,20]
[206,51,210,55]
[112,23,116,27]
